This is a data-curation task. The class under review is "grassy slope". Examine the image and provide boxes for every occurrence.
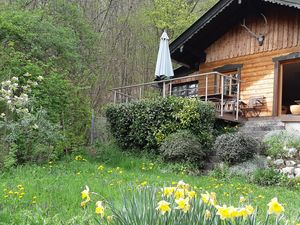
[0,143,300,224]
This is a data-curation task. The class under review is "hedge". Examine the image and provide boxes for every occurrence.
[105,97,215,152]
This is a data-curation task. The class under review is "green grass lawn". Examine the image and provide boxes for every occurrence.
[1,143,300,225]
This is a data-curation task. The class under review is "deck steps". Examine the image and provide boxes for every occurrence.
[239,117,285,140]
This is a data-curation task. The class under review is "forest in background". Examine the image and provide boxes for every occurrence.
[0,0,217,165]
[0,0,217,108]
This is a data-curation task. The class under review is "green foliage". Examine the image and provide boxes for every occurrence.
[147,0,197,38]
[214,133,260,165]
[0,4,91,154]
[0,110,64,168]
[105,97,215,152]
[159,130,206,166]
[251,168,287,186]
[263,131,300,158]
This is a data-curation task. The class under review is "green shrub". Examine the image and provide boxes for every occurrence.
[159,130,206,165]
[214,132,260,165]
[251,168,287,186]
[105,97,215,152]
[263,131,300,158]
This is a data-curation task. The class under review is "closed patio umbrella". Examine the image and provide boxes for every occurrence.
[155,31,174,80]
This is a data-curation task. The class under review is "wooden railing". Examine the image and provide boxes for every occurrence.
[111,72,242,121]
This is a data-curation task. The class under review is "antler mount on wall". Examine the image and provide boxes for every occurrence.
[241,13,268,46]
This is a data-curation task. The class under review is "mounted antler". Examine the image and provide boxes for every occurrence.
[241,13,268,46]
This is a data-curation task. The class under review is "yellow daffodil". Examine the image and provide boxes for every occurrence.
[95,201,105,218]
[81,186,90,200]
[162,187,175,197]
[201,192,217,206]
[175,197,190,213]
[177,180,189,189]
[245,205,254,215]
[188,191,197,198]
[216,205,236,220]
[267,198,284,215]
[174,188,185,199]
[156,200,171,215]
[205,209,212,219]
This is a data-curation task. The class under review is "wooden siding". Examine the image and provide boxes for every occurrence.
[198,7,300,117]
[205,7,300,63]
[200,47,300,116]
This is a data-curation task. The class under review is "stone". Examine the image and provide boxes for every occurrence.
[287,148,298,157]
[296,164,300,168]
[267,156,272,161]
[281,167,295,175]
[273,159,284,166]
[295,168,300,177]
[287,174,295,179]
[285,160,296,167]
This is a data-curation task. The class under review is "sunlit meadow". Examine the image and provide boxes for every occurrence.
[1,144,300,225]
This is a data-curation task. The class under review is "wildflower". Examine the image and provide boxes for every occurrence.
[37,76,43,81]
[245,205,254,215]
[81,185,91,207]
[95,201,105,218]
[201,192,217,206]
[177,180,189,189]
[107,215,113,222]
[175,197,190,213]
[240,196,246,203]
[267,198,284,215]
[156,200,171,215]
[162,187,175,197]
[174,188,185,199]
[97,165,104,171]
[140,181,147,187]
[216,205,236,220]
[0,113,5,118]
[205,210,212,219]
[188,190,197,198]
[75,155,83,161]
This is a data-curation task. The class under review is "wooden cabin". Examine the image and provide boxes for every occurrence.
[170,0,300,121]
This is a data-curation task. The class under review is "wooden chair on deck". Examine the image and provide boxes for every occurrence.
[240,96,265,117]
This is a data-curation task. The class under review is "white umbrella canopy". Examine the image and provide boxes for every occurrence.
[155,31,174,79]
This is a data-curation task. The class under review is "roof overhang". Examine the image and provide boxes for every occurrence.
[170,0,300,68]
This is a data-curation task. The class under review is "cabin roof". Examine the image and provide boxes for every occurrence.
[170,0,300,69]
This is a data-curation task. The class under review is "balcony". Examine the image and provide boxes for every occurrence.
[111,72,243,122]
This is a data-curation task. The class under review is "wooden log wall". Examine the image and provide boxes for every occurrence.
[199,7,300,117]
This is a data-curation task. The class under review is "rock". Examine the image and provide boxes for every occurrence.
[296,164,300,168]
[267,156,272,161]
[287,148,298,157]
[281,167,295,175]
[295,168,300,177]
[274,159,284,166]
[288,174,295,178]
[285,160,296,167]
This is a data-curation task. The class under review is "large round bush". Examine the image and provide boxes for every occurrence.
[159,130,206,165]
[214,132,260,165]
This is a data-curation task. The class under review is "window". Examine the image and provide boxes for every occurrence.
[172,82,198,97]
[224,72,239,96]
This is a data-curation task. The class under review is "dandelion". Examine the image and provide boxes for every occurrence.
[267,197,284,216]
[75,155,83,161]
[140,181,147,187]
[175,197,190,213]
[97,165,104,171]
[156,200,171,215]
[95,201,105,218]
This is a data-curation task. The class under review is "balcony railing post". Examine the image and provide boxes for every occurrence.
[221,75,224,117]
[205,74,208,102]
[139,87,142,99]
[113,90,117,105]
[236,81,240,121]
[163,81,166,98]
[169,82,172,96]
